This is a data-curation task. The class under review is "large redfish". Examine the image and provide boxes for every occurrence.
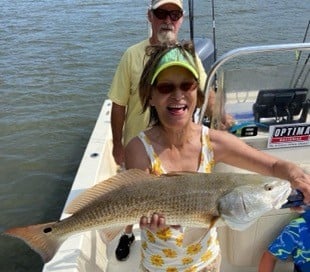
[3,169,291,263]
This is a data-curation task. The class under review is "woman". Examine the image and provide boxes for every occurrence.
[125,42,310,272]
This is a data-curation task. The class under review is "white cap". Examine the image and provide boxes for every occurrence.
[151,0,183,10]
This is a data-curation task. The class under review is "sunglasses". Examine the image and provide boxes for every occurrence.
[155,81,198,94]
[152,9,183,22]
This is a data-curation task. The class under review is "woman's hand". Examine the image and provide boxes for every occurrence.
[280,162,310,206]
[140,213,166,232]
[139,213,181,231]
[290,171,310,205]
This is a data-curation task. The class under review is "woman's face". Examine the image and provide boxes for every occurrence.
[150,66,198,129]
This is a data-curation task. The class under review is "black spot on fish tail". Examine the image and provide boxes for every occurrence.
[4,221,61,263]
[43,227,52,233]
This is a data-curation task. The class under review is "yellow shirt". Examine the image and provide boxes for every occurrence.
[108,39,150,146]
[108,39,207,146]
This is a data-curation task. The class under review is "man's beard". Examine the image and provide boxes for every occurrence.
[157,30,177,44]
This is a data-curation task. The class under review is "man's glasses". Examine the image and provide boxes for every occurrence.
[152,9,183,22]
[155,81,198,94]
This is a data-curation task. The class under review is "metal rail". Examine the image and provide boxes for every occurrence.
[198,42,310,124]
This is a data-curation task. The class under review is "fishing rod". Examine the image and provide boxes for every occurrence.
[210,0,218,93]
[211,0,217,63]
[188,0,194,42]
[289,20,310,87]
[293,53,310,88]
[300,65,309,87]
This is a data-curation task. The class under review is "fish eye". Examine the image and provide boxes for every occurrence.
[264,184,273,191]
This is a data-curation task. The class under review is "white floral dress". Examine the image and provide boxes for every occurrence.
[138,125,220,272]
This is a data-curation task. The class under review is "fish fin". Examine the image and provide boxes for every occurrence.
[65,169,156,214]
[183,228,210,247]
[3,222,64,263]
[182,216,219,247]
[100,226,124,244]
[221,215,257,231]
[162,171,198,177]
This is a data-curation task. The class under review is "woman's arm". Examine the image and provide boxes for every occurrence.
[125,136,150,172]
[210,129,310,204]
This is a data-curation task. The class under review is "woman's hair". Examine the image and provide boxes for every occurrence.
[139,41,205,126]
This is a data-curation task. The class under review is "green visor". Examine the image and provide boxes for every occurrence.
[151,48,199,85]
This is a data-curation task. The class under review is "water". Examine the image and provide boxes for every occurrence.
[0,0,308,270]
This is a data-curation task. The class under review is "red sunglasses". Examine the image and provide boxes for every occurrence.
[155,81,198,94]
[152,9,183,22]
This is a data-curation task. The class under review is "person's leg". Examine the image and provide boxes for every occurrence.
[115,225,135,261]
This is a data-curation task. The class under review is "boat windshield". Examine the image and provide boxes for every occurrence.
[210,60,309,142]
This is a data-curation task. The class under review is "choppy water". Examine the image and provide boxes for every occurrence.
[0,0,309,270]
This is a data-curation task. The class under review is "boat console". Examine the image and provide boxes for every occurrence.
[253,88,309,124]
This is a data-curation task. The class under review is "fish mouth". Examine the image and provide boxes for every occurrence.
[272,183,292,209]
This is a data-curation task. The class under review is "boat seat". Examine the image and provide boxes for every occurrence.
[253,88,309,123]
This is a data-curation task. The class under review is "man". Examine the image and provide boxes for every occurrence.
[108,0,208,167]
[108,0,209,261]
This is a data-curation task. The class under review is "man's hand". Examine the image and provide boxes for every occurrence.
[219,113,235,130]
[112,141,125,166]
[204,88,236,130]
[111,102,126,166]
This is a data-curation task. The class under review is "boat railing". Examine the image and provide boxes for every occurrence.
[198,42,310,124]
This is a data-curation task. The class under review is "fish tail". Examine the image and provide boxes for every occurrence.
[4,221,63,263]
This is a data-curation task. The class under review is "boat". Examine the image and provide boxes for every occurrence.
[42,40,310,272]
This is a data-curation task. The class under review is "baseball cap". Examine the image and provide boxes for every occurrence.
[151,47,199,84]
[151,0,183,10]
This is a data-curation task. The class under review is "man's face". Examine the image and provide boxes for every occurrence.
[148,3,184,44]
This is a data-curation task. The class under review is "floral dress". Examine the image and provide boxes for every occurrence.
[138,125,220,272]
